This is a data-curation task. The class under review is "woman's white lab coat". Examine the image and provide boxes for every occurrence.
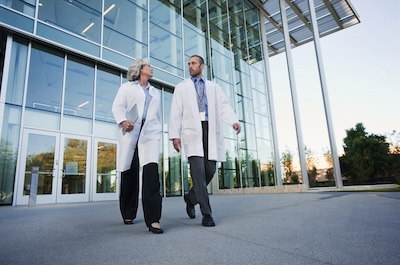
[112,81,162,172]
[169,78,239,162]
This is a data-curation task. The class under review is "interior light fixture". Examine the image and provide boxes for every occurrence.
[81,22,94,34]
[104,4,115,15]
[78,101,90,108]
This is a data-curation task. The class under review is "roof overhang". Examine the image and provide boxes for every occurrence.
[249,0,360,56]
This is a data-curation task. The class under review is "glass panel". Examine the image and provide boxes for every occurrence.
[244,123,257,151]
[0,105,22,205]
[218,138,239,189]
[26,43,64,115]
[211,50,232,83]
[252,89,268,115]
[24,108,60,130]
[36,22,100,57]
[38,0,101,43]
[150,0,181,37]
[183,24,207,64]
[95,66,120,123]
[241,150,260,188]
[257,139,275,187]
[254,113,271,140]
[242,97,255,124]
[62,138,87,194]
[250,65,267,93]
[183,0,210,78]
[103,0,148,58]
[23,134,55,196]
[6,37,28,105]
[150,23,183,75]
[62,116,92,135]
[0,0,35,16]
[96,142,117,193]
[162,88,173,132]
[64,55,94,119]
[208,0,230,57]
[164,133,182,196]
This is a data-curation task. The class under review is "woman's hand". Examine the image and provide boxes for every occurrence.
[121,120,134,132]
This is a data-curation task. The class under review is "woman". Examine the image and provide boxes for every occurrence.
[112,58,163,234]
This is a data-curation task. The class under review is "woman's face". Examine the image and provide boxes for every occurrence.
[140,64,153,79]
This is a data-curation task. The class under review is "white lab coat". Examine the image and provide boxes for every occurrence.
[169,78,239,162]
[112,81,162,172]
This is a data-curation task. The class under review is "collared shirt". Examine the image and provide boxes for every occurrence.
[190,76,208,120]
[133,80,152,121]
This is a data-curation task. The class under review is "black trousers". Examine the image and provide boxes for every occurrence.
[186,121,217,216]
[120,144,162,226]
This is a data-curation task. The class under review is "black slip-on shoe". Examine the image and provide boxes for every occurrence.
[184,194,196,219]
[202,214,215,227]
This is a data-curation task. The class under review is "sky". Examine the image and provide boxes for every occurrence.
[268,0,400,160]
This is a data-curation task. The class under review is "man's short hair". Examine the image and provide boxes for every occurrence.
[190,55,204,65]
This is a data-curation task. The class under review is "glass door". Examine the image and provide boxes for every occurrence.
[16,129,59,205]
[16,130,91,205]
[92,138,118,201]
[56,134,91,203]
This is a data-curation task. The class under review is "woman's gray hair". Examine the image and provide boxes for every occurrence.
[127,58,150,81]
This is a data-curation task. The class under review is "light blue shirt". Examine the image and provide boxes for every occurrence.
[191,76,208,120]
[134,80,152,121]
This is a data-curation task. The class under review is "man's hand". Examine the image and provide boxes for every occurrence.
[233,123,241,134]
[173,138,181,153]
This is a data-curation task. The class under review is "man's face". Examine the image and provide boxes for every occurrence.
[188,57,204,77]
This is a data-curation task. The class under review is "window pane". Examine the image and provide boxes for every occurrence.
[0,0,35,17]
[150,0,181,37]
[96,142,117,193]
[6,38,28,105]
[103,0,148,58]
[95,66,120,123]
[38,0,101,43]
[150,23,182,75]
[26,43,64,114]
[64,55,94,119]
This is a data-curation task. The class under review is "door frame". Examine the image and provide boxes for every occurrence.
[15,129,92,205]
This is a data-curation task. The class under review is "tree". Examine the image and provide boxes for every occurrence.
[305,146,317,187]
[323,150,334,182]
[281,149,299,184]
[340,123,390,184]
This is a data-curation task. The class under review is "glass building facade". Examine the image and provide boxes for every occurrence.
[0,0,359,205]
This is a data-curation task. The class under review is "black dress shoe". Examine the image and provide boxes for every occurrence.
[148,225,163,234]
[123,219,133,225]
[202,214,215,227]
[184,194,195,219]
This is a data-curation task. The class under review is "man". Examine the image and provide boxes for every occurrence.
[169,55,241,227]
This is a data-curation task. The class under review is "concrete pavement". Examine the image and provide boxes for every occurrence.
[1,192,399,265]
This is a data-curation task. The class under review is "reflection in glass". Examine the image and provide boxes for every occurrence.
[0,106,21,205]
[96,142,117,193]
[64,55,94,119]
[6,38,28,106]
[1,0,35,16]
[62,138,87,194]
[23,134,55,196]
[95,66,120,123]
[38,0,101,43]
[150,0,182,37]
[26,43,64,113]
[103,0,148,58]
[150,24,183,75]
